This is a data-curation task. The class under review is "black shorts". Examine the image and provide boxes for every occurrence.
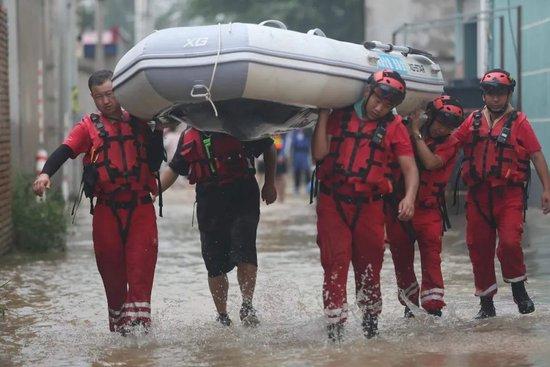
[196,177,260,277]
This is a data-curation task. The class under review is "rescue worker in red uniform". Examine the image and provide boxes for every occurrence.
[33,70,164,334]
[312,69,419,341]
[453,69,550,318]
[160,128,277,327]
[386,95,463,318]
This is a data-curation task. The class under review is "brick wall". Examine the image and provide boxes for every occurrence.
[0,6,12,255]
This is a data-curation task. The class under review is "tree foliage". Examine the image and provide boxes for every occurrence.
[158,0,364,43]
[12,174,68,252]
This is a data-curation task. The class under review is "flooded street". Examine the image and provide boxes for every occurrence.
[2,186,550,366]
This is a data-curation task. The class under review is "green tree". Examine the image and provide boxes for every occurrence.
[158,0,364,43]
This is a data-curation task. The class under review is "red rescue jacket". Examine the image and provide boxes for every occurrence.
[83,113,158,197]
[461,110,530,187]
[317,108,398,195]
[180,128,255,185]
[417,136,456,208]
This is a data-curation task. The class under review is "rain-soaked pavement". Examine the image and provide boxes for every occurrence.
[2,183,550,367]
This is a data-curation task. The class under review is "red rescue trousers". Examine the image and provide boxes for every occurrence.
[466,183,526,297]
[92,198,158,332]
[386,205,445,312]
[316,191,385,324]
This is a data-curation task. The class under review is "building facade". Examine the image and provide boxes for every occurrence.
[0,4,12,255]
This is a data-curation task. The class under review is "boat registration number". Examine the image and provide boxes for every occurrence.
[376,54,408,74]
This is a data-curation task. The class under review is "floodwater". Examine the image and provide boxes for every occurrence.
[2,186,550,367]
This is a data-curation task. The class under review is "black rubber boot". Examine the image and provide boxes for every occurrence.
[511,281,535,314]
[118,320,148,336]
[404,306,414,318]
[362,314,378,339]
[327,323,344,343]
[427,309,442,317]
[216,312,232,326]
[474,296,496,319]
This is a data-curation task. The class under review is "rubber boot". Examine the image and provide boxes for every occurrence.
[362,313,378,339]
[474,296,496,319]
[511,281,535,314]
[427,309,442,317]
[327,322,344,343]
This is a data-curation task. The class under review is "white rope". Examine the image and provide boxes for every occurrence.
[190,23,222,117]
[205,93,219,117]
[209,22,222,93]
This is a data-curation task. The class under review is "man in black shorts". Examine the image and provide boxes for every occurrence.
[160,127,277,326]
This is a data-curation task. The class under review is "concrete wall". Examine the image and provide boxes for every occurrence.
[364,0,458,81]
[6,0,82,199]
[491,0,550,154]
[365,0,456,45]
[10,0,44,171]
[0,5,12,255]
[490,0,550,205]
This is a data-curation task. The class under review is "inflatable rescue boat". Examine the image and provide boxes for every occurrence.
[113,20,445,140]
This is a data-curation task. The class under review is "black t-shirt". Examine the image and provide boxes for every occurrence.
[169,130,273,176]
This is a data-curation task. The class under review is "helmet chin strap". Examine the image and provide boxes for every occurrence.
[362,89,374,119]
[423,114,437,139]
[487,105,507,114]
[363,86,398,121]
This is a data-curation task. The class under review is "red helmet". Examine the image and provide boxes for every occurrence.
[426,95,464,128]
[480,69,515,93]
[368,69,406,106]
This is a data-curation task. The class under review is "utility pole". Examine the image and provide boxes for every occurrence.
[58,0,77,199]
[134,0,152,43]
[363,0,368,42]
[454,0,465,79]
[95,0,105,70]
[477,0,490,78]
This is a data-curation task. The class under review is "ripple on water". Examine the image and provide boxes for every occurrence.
[2,193,550,366]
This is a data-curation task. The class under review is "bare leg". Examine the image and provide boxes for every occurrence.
[237,262,257,304]
[237,263,260,326]
[208,274,229,314]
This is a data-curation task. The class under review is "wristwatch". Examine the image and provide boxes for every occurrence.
[413,131,423,141]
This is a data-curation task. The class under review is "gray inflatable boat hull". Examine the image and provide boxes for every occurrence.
[113,22,445,139]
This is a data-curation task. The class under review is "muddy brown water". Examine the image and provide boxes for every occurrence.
[1,187,550,366]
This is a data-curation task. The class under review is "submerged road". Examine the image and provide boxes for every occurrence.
[1,186,550,366]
